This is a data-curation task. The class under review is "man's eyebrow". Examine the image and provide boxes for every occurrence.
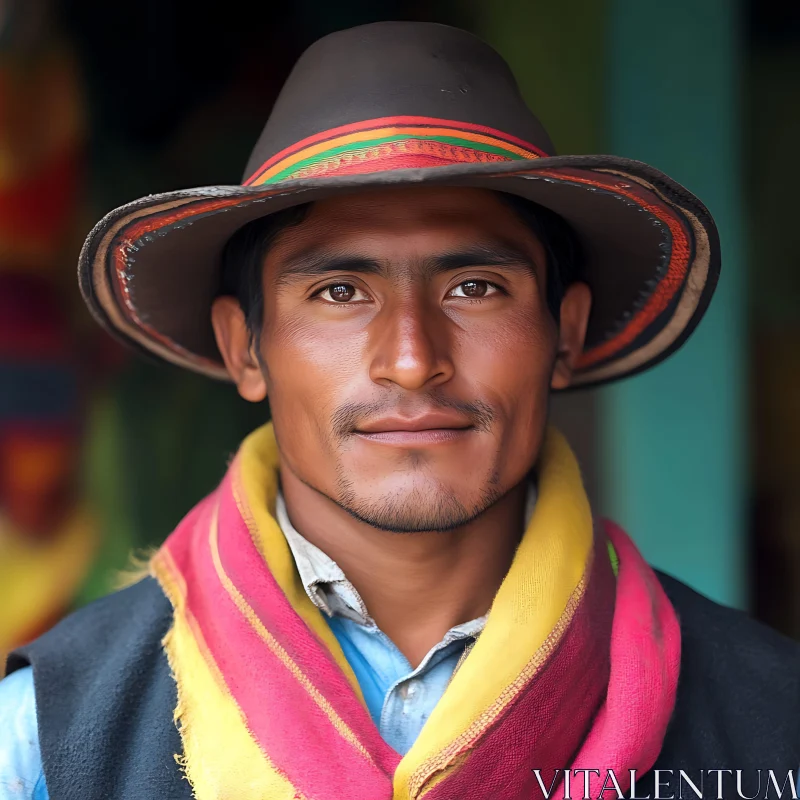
[274,251,386,286]
[274,241,540,286]
[426,242,539,276]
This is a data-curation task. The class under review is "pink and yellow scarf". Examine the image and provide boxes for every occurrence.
[151,424,680,799]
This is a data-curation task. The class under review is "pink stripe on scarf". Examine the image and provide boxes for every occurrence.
[559,520,681,798]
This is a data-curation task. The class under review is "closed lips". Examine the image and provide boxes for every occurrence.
[356,413,473,433]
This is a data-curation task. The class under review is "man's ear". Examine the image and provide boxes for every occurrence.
[211,297,267,402]
[550,282,592,390]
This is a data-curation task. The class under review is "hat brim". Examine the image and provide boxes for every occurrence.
[79,155,719,389]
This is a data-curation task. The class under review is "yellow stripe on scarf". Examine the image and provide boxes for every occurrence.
[152,547,309,800]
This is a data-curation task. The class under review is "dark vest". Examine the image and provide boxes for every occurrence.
[8,572,800,799]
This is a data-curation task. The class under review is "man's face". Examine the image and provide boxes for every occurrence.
[214,186,590,532]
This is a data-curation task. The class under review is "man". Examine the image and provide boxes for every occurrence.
[1,21,798,800]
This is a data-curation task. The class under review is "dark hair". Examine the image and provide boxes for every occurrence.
[218,193,584,341]
[218,203,312,341]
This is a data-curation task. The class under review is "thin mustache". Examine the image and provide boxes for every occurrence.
[331,396,495,437]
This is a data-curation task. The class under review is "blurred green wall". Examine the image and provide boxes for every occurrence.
[603,0,746,608]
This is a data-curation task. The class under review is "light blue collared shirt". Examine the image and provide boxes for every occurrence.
[0,484,536,797]
[0,667,46,800]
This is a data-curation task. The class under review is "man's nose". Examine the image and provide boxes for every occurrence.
[367,299,455,391]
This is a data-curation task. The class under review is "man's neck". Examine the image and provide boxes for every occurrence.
[278,470,529,668]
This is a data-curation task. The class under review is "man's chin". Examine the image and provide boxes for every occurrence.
[333,484,498,534]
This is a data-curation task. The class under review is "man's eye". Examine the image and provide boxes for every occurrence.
[448,279,499,299]
[318,283,368,303]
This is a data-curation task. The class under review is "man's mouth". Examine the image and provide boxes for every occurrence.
[354,411,474,445]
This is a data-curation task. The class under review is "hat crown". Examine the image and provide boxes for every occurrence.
[242,22,556,184]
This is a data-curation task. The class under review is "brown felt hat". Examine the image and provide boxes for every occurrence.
[78,21,719,389]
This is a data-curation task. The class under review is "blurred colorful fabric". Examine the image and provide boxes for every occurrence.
[0,2,95,655]
[0,274,98,652]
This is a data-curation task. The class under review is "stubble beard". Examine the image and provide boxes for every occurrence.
[331,459,504,534]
